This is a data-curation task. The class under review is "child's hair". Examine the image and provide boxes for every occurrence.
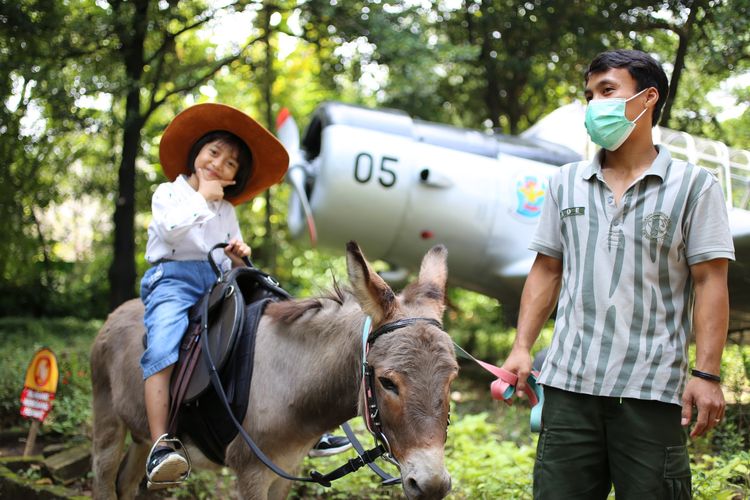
[585,49,670,127]
[186,130,254,199]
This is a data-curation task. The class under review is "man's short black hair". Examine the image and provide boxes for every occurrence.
[585,49,670,127]
[186,130,254,199]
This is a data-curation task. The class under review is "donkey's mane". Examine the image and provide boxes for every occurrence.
[264,281,350,324]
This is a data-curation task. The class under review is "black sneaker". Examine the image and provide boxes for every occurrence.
[146,445,189,490]
[308,433,352,457]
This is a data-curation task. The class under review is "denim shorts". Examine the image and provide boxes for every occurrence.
[139,260,217,379]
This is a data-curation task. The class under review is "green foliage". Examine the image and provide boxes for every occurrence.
[693,452,750,500]
[447,412,536,499]
[173,467,237,500]
[445,287,553,363]
[0,317,100,431]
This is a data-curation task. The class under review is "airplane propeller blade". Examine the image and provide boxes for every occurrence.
[287,165,318,246]
[277,108,318,246]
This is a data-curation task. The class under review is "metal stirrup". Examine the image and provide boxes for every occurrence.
[146,433,192,488]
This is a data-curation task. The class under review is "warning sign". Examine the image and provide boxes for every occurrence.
[20,348,58,422]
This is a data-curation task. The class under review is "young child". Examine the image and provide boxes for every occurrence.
[140,103,289,489]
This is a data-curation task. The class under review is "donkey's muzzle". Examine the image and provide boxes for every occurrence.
[400,448,452,500]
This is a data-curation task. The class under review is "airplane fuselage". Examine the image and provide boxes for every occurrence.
[284,102,750,331]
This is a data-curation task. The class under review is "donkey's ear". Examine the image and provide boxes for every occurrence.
[402,244,448,317]
[346,241,397,324]
[418,244,448,292]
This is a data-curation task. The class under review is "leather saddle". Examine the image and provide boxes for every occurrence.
[165,244,291,437]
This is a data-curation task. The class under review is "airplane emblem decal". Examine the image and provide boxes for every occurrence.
[515,176,547,219]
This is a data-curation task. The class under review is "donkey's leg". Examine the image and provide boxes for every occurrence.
[115,440,150,499]
[234,465,274,500]
[235,449,305,500]
[265,446,312,500]
[267,476,295,500]
[91,401,127,500]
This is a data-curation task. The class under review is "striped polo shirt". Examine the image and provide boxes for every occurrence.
[531,146,735,405]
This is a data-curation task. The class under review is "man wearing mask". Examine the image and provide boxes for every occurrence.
[501,49,734,499]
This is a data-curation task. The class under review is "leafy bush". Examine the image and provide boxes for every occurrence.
[693,451,750,499]
[0,317,100,433]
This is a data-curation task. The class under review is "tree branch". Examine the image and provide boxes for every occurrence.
[144,33,264,119]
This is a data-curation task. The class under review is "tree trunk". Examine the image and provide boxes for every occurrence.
[660,1,702,127]
[109,101,143,309]
[479,0,501,129]
[108,0,147,309]
[261,4,277,274]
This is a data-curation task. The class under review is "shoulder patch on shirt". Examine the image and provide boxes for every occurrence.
[560,206,585,219]
[642,211,672,241]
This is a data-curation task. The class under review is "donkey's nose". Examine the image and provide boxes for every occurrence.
[403,470,451,499]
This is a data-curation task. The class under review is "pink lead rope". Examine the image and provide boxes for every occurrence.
[452,342,544,432]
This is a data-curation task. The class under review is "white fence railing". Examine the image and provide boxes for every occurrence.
[657,127,750,210]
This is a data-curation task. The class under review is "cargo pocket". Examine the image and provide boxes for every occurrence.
[536,427,548,462]
[663,445,691,500]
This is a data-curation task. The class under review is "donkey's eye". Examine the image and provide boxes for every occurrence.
[378,377,399,395]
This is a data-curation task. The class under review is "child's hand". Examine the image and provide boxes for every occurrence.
[195,168,235,202]
[225,239,251,268]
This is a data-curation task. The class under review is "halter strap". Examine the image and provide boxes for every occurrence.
[360,315,445,469]
[368,317,443,345]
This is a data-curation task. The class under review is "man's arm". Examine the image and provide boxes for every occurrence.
[501,253,562,393]
[681,258,729,438]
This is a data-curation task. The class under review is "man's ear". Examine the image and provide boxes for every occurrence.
[645,87,659,109]
[346,241,397,325]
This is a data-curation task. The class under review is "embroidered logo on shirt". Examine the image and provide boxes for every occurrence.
[560,207,585,219]
[643,212,672,241]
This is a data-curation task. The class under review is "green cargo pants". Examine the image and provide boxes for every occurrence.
[533,386,691,500]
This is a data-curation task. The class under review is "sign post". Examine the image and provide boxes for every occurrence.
[20,347,59,456]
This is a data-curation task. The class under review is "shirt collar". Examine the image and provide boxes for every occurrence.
[582,145,671,181]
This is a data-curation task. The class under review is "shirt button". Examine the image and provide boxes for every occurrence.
[613,219,621,226]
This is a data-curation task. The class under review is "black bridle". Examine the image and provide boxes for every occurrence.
[361,316,444,467]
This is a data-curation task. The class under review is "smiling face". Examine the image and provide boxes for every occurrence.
[193,139,241,183]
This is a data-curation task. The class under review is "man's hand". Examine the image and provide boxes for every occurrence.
[500,346,534,395]
[681,377,725,438]
[225,239,251,268]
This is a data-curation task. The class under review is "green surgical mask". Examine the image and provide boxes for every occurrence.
[584,88,649,151]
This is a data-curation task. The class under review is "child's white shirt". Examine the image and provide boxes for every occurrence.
[145,174,243,269]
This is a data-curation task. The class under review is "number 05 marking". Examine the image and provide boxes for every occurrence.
[354,153,398,188]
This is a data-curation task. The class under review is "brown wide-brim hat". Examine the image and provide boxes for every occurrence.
[159,103,289,206]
